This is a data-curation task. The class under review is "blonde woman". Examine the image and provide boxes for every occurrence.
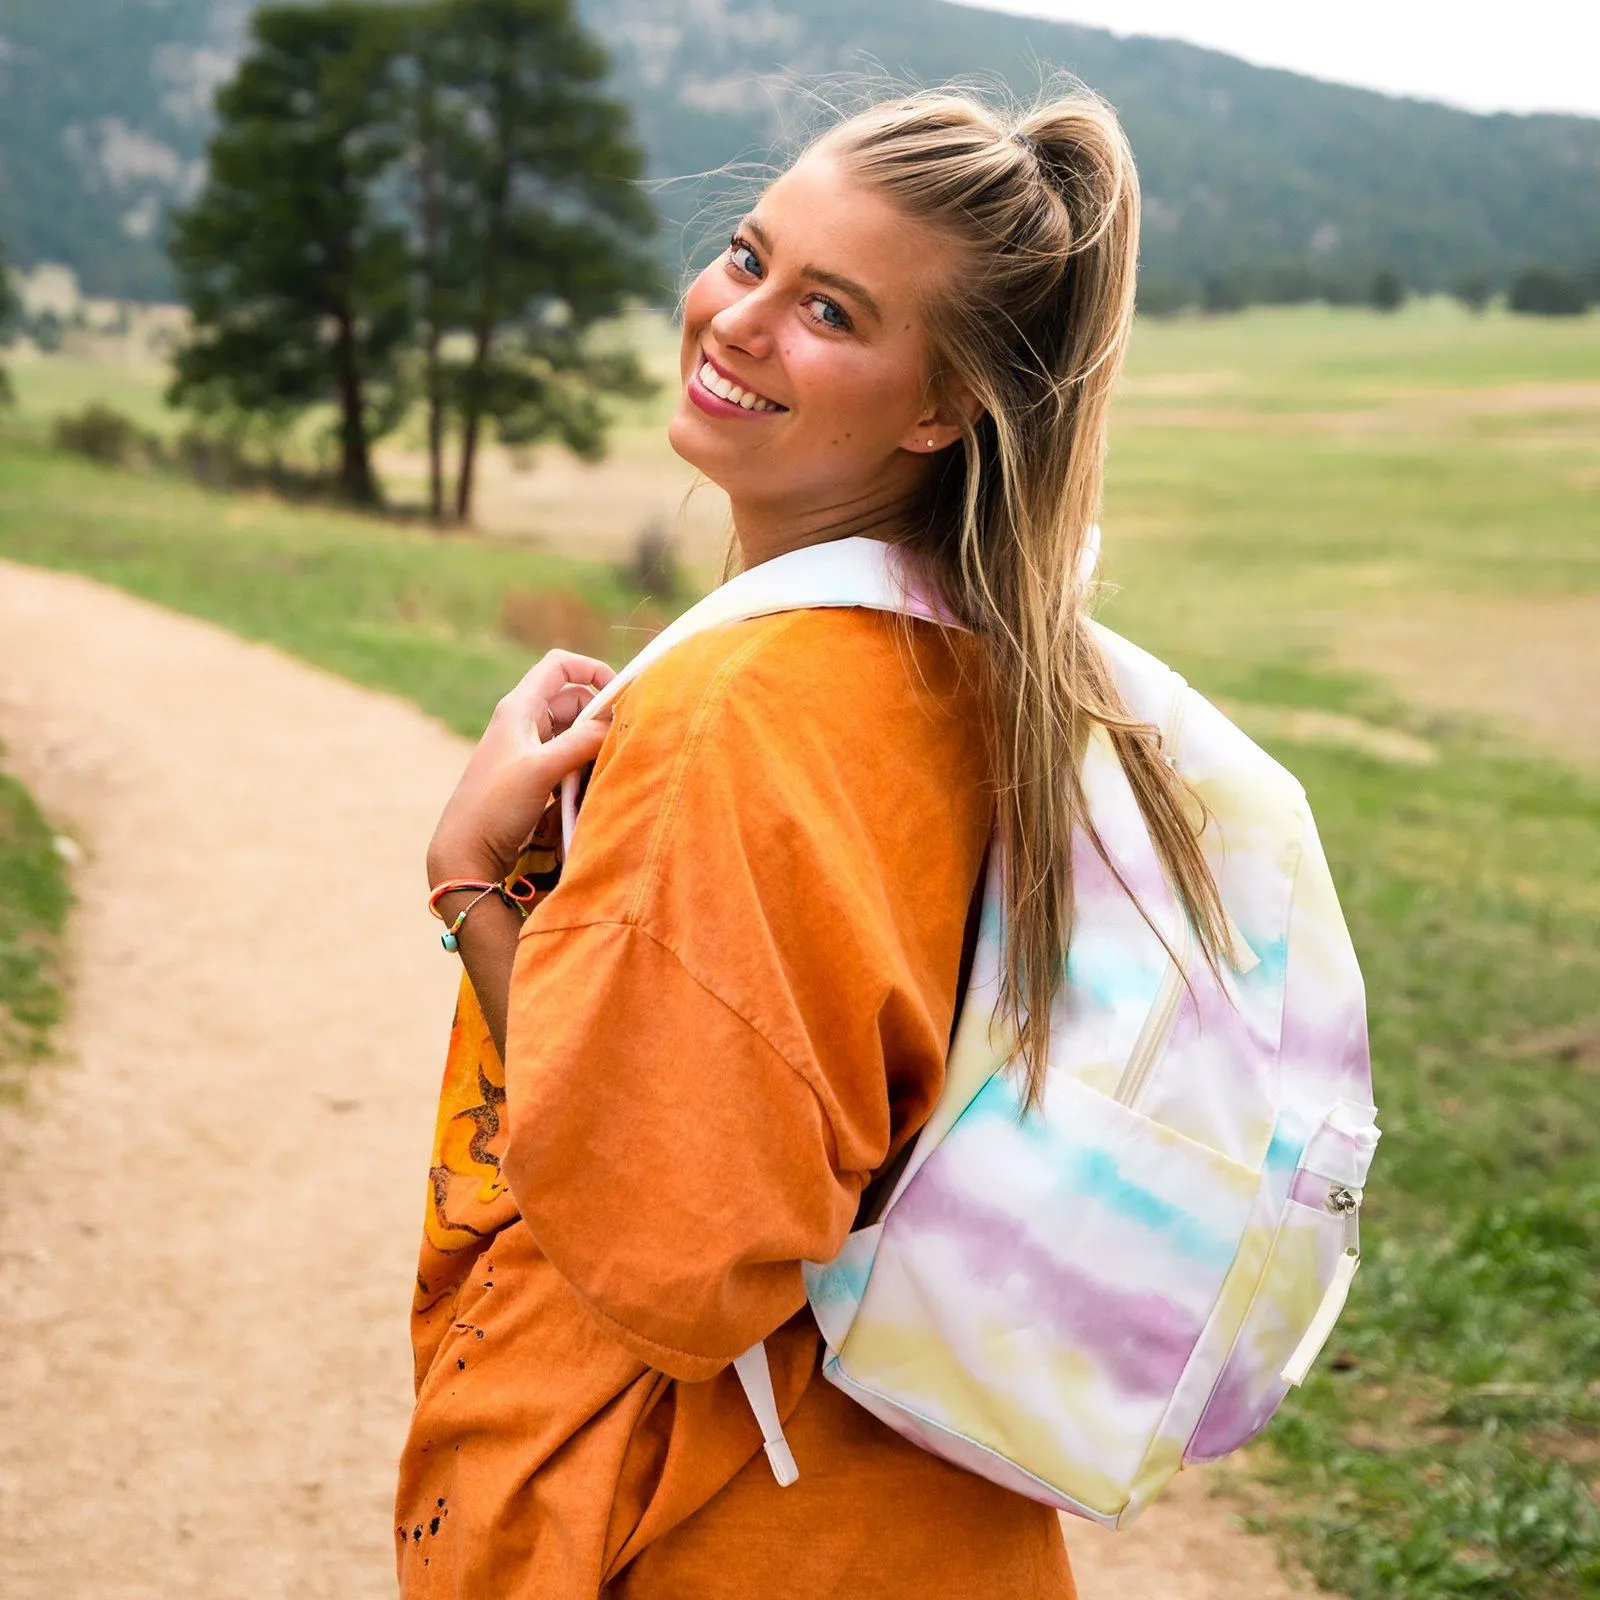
[399,86,1228,1598]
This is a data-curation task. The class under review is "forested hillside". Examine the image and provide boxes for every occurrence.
[3,0,1598,302]
[0,1,244,299]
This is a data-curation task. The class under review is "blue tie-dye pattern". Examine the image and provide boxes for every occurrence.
[1263,1120,1306,1172]
[1067,1148,1239,1266]
[1249,934,1289,987]
[807,1251,871,1309]
[1062,938,1166,1008]
[961,1071,1029,1130]
[958,1076,1239,1267]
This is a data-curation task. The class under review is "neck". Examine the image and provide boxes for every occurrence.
[729,476,921,571]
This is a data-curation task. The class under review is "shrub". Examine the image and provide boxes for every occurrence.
[172,423,336,501]
[1136,276,1198,318]
[1369,267,1405,313]
[26,310,62,353]
[53,403,162,468]
[619,516,685,602]
[1201,274,1247,314]
[174,425,257,489]
[1452,273,1493,313]
[499,589,616,658]
[1508,265,1589,316]
[1260,263,1322,306]
[1322,275,1367,307]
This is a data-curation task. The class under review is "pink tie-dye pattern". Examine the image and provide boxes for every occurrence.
[894,1165,1210,1399]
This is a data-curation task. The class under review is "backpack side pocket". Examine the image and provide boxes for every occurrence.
[1184,1100,1378,1463]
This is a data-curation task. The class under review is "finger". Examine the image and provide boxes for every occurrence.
[539,716,609,776]
[529,650,617,700]
[502,653,615,742]
[544,681,612,738]
[500,652,611,716]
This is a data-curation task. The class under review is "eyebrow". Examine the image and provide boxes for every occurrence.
[743,217,883,326]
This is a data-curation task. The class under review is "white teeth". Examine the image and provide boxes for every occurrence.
[699,358,779,412]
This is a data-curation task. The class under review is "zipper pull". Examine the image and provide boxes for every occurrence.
[1279,1187,1362,1387]
[1327,1184,1361,1253]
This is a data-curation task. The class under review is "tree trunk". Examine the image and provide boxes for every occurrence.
[417,77,447,526]
[454,319,493,524]
[332,303,376,506]
[426,337,445,524]
[422,218,446,523]
[453,51,515,527]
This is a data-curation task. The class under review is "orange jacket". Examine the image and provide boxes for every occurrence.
[397,608,1074,1598]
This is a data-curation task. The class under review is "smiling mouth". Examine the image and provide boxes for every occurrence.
[694,349,787,413]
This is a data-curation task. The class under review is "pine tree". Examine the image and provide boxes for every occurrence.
[0,237,18,406]
[1509,265,1589,317]
[1369,266,1405,313]
[167,4,413,506]
[393,0,661,524]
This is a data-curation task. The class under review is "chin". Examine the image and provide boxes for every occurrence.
[666,401,735,484]
[665,401,706,470]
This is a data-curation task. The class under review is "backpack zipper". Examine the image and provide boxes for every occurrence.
[1112,913,1193,1110]
[1280,1183,1363,1386]
[1161,675,1189,768]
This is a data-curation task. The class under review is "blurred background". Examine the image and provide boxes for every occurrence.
[0,3,1596,1598]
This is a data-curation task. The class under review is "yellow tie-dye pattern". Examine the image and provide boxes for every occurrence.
[842,1311,1131,1515]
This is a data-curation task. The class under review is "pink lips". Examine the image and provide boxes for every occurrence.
[687,347,787,420]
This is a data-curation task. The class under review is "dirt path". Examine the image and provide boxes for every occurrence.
[0,563,1320,1599]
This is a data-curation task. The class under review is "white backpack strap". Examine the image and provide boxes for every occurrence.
[558,534,955,853]
[560,524,1100,851]
[556,525,1104,853]
[732,1342,799,1486]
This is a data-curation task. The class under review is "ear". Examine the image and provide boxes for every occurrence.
[899,374,984,456]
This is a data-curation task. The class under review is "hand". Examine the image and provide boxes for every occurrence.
[428,650,616,886]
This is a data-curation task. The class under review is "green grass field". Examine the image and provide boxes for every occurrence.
[2,300,1597,1597]
[0,762,72,1102]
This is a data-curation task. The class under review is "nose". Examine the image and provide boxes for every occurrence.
[709,283,777,362]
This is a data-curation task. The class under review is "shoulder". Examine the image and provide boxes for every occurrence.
[551,606,990,920]
[614,606,983,753]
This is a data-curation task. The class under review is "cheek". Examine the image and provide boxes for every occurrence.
[786,339,923,441]
[681,264,735,345]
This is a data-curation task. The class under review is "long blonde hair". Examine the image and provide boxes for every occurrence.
[722,87,1229,1110]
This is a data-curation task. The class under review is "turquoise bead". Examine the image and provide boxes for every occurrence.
[441,930,459,952]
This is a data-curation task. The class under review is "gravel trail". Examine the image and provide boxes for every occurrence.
[0,562,1319,1599]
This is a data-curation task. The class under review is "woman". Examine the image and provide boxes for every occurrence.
[398,86,1227,1598]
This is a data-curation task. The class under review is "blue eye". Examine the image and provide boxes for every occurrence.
[728,236,761,276]
[812,297,851,331]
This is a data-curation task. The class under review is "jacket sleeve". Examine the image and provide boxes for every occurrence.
[500,919,863,1381]
[497,618,963,1381]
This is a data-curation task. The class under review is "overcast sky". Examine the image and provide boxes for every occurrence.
[954,0,1600,118]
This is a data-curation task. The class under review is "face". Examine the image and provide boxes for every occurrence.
[667,148,968,525]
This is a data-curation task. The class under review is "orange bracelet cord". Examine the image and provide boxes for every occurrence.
[428,874,539,951]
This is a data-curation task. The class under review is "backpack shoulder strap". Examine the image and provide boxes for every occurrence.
[559,536,954,850]
[557,525,1104,852]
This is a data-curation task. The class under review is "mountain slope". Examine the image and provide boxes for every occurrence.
[586,0,1600,296]
[1,0,1596,301]
[0,1,252,299]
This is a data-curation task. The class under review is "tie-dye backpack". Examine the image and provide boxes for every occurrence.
[561,534,1378,1530]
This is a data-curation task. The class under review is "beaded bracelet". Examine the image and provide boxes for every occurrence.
[428,873,538,952]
